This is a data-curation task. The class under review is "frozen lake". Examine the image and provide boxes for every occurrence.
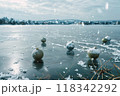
[0,25,120,80]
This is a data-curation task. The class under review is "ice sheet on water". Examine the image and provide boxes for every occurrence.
[77,61,86,68]
[113,57,120,63]
[0,72,29,80]
[31,45,36,49]
[8,68,14,71]
[74,48,83,52]
[97,8,102,13]
[44,66,48,72]
[8,76,29,80]
[0,72,11,79]
[14,60,19,64]
[65,75,73,80]
[51,43,66,48]
[20,68,27,73]
[97,30,100,34]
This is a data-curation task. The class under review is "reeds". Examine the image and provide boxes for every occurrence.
[83,58,120,80]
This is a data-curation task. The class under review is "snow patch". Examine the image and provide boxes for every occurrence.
[77,73,82,78]
[0,72,29,80]
[105,36,111,41]
[77,61,86,67]
[87,47,100,54]
[65,75,73,80]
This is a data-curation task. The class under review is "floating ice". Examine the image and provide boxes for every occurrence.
[97,8,102,13]
[8,76,29,80]
[65,75,73,80]
[0,73,11,79]
[14,60,19,64]
[8,68,13,71]
[44,66,48,72]
[113,57,120,63]
[20,68,27,73]
[77,61,86,67]
[76,73,82,78]
[89,66,94,70]
[75,69,79,71]
[54,9,57,13]
[60,62,63,65]
[63,71,65,73]
[31,45,36,49]
[65,67,68,70]
[74,48,82,52]
[76,54,80,57]
[97,30,100,34]
[0,72,29,80]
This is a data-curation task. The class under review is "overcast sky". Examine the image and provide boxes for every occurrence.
[0,0,120,20]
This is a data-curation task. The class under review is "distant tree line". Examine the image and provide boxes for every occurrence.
[0,17,120,25]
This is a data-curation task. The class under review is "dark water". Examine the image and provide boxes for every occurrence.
[0,25,120,80]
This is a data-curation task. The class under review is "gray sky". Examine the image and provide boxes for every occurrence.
[0,0,120,20]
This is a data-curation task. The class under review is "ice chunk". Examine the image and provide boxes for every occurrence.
[65,67,68,70]
[14,60,19,64]
[75,69,79,71]
[77,61,86,67]
[44,66,48,72]
[20,68,27,73]
[65,75,73,80]
[89,66,94,70]
[8,68,13,71]
[77,73,82,78]
[0,73,11,79]
[60,62,63,65]
[0,72,29,80]
[97,30,100,34]
[76,54,80,57]
[63,71,65,73]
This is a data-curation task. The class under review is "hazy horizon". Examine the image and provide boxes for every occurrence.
[0,0,120,21]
